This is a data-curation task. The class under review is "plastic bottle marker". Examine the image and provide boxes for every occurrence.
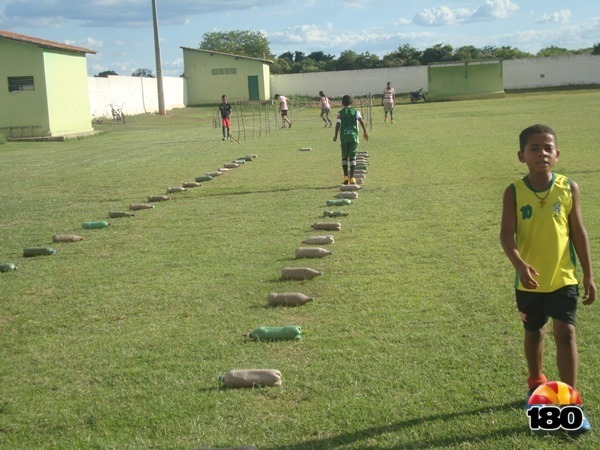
[301,235,334,245]
[295,247,332,258]
[281,267,323,280]
[220,369,282,388]
[267,292,314,306]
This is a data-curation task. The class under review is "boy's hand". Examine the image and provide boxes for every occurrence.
[582,277,596,305]
[333,135,337,142]
[517,263,540,289]
[363,132,369,141]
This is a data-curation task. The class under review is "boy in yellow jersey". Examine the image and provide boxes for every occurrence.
[500,124,596,432]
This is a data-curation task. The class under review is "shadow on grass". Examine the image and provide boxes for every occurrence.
[261,401,583,449]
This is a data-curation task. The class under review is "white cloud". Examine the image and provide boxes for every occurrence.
[537,10,572,24]
[413,0,518,26]
[472,0,519,20]
[393,17,411,26]
[413,6,472,26]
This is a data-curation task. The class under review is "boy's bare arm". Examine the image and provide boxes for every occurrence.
[568,181,596,304]
[500,185,540,289]
[359,118,369,141]
[333,122,340,141]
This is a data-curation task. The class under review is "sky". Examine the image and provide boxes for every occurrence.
[0,0,599,77]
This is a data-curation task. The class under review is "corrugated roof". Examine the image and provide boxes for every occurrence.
[181,47,273,64]
[0,30,96,54]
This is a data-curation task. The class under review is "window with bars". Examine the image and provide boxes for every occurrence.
[8,76,35,92]
[211,68,237,76]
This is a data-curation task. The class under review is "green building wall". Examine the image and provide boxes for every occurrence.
[0,39,93,138]
[0,40,50,137]
[183,48,271,105]
[427,61,505,102]
[43,50,93,136]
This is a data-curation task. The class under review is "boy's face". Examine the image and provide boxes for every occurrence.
[222,97,227,103]
[518,132,559,174]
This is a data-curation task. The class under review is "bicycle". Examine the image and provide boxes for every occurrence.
[110,103,126,124]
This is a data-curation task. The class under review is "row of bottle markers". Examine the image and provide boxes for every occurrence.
[221,151,370,388]
[0,154,259,273]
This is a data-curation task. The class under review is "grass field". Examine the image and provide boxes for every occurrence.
[1,89,600,449]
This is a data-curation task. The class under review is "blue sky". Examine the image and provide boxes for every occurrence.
[1,0,599,76]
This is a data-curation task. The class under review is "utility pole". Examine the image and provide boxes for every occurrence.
[152,0,166,115]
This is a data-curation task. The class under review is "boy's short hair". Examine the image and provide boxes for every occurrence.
[519,124,556,152]
[342,95,352,106]
[274,94,280,99]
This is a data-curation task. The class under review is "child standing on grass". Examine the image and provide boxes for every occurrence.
[274,94,292,128]
[319,91,332,127]
[333,95,368,185]
[218,95,231,141]
[500,124,596,432]
[382,81,395,123]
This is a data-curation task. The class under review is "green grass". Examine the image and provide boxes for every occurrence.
[1,89,600,449]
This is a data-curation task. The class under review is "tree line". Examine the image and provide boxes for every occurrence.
[197,30,600,75]
[94,30,600,77]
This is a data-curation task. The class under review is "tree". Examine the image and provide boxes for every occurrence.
[537,46,572,57]
[131,68,154,77]
[421,44,454,64]
[294,51,305,63]
[278,51,294,62]
[95,70,118,77]
[307,51,334,62]
[594,43,600,55]
[336,50,359,71]
[199,30,272,59]
[453,45,482,61]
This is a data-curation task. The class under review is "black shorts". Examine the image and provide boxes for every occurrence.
[281,110,288,117]
[516,285,578,331]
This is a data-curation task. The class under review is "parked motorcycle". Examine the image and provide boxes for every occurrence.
[410,88,427,103]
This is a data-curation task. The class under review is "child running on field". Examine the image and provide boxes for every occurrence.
[500,124,596,432]
[218,95,231,141]
[274,94,292,128]
[319,91,332,127]
[333,95,368,185]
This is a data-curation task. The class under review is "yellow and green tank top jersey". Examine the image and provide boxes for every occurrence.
[512,172,578,292]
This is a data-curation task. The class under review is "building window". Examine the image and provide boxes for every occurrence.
[211,68,237,76]
[8,76,35,92]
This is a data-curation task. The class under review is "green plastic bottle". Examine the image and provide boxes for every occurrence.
[356,164,368,170]
[326,199,352,206]
[248,326,302,341]
[82,221,110,229]
[0,262,17,272]
[195,175,213,182]
[23,247,56,257]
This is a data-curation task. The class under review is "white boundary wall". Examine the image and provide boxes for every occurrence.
[270,55,600,97]
[85,55,599,117]
[88,75,186,119]
[503,55,600,89]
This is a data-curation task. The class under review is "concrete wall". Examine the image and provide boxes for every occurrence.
[503,55,600,90]
[88,75,186,119]
[270,55,600,98]
[84,55,599,120]
[271,65,427,99]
